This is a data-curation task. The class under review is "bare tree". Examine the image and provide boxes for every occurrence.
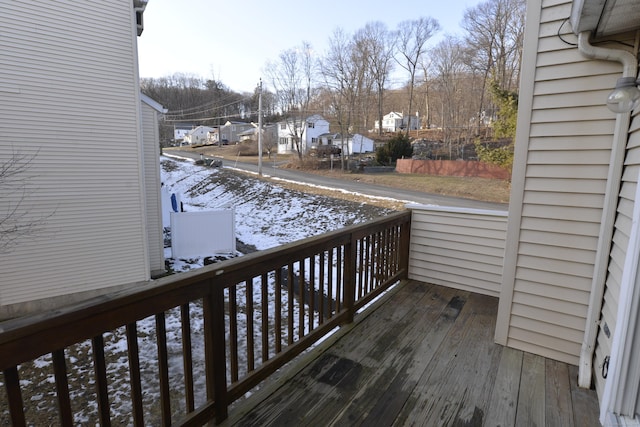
[355,22,396,136]
[262,126,279,159]
[395,17,440,135]
[461,0,525,129]
[431,36,472,157]
[0,150,49,253]
[265,42,316,160]
[420,60,433,130]
[320,29,370,170]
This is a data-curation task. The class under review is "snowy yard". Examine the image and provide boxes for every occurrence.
[161,156,396,271]
[1,156,398,425]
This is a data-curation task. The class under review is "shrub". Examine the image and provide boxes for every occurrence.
[376,133,413,165]
[474,140,514,171]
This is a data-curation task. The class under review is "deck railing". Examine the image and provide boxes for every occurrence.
[0,211,411,426]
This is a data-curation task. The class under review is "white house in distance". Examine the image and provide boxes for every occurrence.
[220,121,256,143]
[318,133,375,155]
[238,124,278,143]
[347,133,375,154]
[183,125,214,145]
[207,127,219,143]
[0,1,165,319]
[277,114,330,155]
[374,112,419,132]
[173,123,196,143]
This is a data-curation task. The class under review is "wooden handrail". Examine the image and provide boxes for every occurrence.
[0,211,411,425]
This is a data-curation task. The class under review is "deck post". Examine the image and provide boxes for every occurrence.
[344,233,357,324]
[399,217,411,279]
[204,283,229,424]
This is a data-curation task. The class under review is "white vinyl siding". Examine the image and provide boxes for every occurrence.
[496,0,620,365]
[0,1,148,316]
[409,206,507,297]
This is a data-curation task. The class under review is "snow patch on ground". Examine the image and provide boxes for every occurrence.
[160,156,395,270]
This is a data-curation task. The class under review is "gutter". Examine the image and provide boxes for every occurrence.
[576,31,637,389]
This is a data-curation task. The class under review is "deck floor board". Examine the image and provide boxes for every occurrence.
[226,281,601,427]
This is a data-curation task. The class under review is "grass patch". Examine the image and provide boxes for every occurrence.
[300,170,511,204]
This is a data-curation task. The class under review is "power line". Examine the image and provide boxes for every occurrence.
[165,96,252,118]
[163,112,255,123]
[164,99,254,122]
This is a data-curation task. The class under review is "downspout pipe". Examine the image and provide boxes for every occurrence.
[577,31,637,389]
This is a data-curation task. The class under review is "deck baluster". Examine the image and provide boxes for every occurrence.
[180,303,195,413]
[336,248,342,312]
[3,367,26,427]
[275,268,282,353]
[211,285,229,423]
[125,322,144,426]
[309,256,315,331]
[52,349,73,425]
[298,259,305,339]
[344,235,356,323]
[261,273,269,363]
[91,335,111,426]
[155,312,171,425]
[229,286,238,382]
[246,279,255,372]
[287,264,294,345]
[319,252,326,323]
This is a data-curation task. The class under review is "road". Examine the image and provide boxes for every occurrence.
[164,150,508,211]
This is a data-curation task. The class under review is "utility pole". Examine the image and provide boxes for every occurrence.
[258,78,263,177]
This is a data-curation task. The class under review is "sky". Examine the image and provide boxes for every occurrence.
[137,0,484,94]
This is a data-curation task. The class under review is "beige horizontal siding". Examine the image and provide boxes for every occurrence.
[408,205,508,297]
[593,111,640,397]
[142,102,165,275]
[497,0,619,366]
[0,1,149,316]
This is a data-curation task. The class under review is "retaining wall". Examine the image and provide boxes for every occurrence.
[396,159,510,180]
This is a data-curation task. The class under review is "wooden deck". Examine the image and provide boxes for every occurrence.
[223,280,600,426]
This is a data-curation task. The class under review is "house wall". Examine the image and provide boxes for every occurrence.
[595,106,640,399]
[141,101,165,276]
[277,122,300,154]
[0,1,150,318]
[496,0,625,366]
[304,118,330,150]
[376,112,402,132]
[409,205,508,297]
[221,123,254,143]
[276,116,330,154]
[185,127,212,144]
[344,135,374,154]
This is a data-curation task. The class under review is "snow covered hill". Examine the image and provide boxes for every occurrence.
[160,156,396,271]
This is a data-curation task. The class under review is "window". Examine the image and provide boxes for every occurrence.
[308,122,315,128]
[280,124,286,130]
[279,137,288,145]
[311,138,318,143]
